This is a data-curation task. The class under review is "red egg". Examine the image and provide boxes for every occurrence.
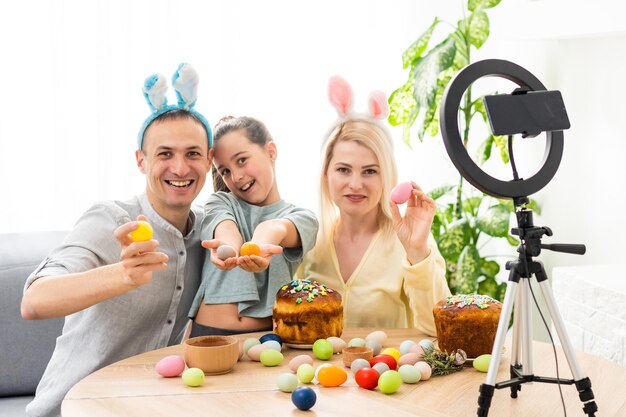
[355,368,380,390]
[370,354,397,370]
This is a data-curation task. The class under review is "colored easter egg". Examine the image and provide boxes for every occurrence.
[365,330,388,344]
[365,339,382,356]
[415,361,432,380]
[355,368,380,390]
[155,355,185,378]
[381,347,401,362]
[399,340,417,355]
[296,364,315,383]
[473,354,492,373]
[398,364,421,384]
[350,358,371,374]
[130,220,153,242]
[318,365,347,387]
[276,373,299,392]
[370,354,397,370]
[181,368,205,387]
[243,338,261,355]
[259,333,283,345]
[408,343,425,357]
[326,336,347,353]
[348,337,367,348]
[397,352,421,367]
[240,242,261,256]
[314,363,333,381]
[247,343,268,361]
[390,182,413,204]
[260,349,284,367]
[216,244,237,260]
[312,339,333,360]
[291,386,317,411]
[262,340,282,352]
[372,362,390,375]
[378,370,403,394]
[418,339,435,352]
[289,354,314,373]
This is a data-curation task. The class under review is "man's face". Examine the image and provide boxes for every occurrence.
[136,117,211,217]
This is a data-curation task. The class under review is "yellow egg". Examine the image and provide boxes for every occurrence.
[130,220,153,242]
[381,347,401,362]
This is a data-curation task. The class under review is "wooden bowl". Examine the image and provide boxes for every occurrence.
[342,346,373,367]
[183,335,239,375]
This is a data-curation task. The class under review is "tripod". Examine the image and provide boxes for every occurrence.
[477,202,598,416]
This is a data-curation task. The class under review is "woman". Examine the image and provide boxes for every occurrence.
[297,76,450,336]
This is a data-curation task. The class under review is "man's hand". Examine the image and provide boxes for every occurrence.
[114,215,168,287]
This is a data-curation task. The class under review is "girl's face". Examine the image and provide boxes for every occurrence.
[326,140,383,220]
[212,129,279,206]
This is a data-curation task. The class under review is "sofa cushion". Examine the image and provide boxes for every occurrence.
[0,231,66,397]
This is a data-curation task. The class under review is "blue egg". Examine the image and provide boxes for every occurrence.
[259,333,283,346]
[291,386,317,411]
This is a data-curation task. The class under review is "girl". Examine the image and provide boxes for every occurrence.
[297,76,450,336]
[189,116,318,336]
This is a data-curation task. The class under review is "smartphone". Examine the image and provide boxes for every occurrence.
[483,90,570,138]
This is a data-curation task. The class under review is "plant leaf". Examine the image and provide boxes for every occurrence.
[478,276,499,299]
[388,78,418,126]
[476,204,510,237]
[412,37,456,109]
[475,135,494,165]
[462,196,483,217]
[481,259,500,278]
[468,0,502,12]
[492,134,510,164]
[403,109,419,146]
[428,184,456,201]
[466,11,490,49]
[402,18,439,69]
[455,245,481,294]
[437,219,471,263]
[527,198,542,215]
[506,234,519,246]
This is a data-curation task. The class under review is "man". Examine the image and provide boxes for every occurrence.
[20,64,212,417]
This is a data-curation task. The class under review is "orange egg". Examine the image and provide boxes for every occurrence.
[317,365,347,387]
[240,242,261,256]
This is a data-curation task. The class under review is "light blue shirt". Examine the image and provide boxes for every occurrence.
[24,193,203,417]
[189,192,318,318]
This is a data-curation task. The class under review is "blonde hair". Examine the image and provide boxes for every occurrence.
[317,118,398,251]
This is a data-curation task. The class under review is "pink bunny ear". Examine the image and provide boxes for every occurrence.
[328,75,353,115]
[368,90,389,119]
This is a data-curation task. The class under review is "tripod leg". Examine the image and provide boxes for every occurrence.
[478,279,519,416]
[521,279,534,377]
[537,278,598,416]
[510,287,523,398]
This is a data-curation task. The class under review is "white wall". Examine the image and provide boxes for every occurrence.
[1,0,624,278]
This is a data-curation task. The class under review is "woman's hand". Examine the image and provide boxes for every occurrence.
[390,182,436,265]
[237,244,284,273]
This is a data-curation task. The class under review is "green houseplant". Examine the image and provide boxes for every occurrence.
[388,0,540,300]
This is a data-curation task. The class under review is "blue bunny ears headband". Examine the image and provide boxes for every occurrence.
[137,63,213,149]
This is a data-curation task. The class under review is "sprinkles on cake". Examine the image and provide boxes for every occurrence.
[281,278,334,303]
[444,294,497,309]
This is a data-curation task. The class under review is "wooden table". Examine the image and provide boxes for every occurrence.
[62,328,626,416]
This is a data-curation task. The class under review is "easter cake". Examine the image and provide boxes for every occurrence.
[432,294,502,358]
[272,278,343,344]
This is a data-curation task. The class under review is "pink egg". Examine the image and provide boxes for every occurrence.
[155,355,186,378]
[247,343,268,361]
[408,343,425,358]
[327,336,347,354]
[391,182,413,204]
[397,352,421,367]
[415,361,432,380]
[288,354,314,372]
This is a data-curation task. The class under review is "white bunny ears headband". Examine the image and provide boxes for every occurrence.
[137,63,212,149]
[328,75,390,120]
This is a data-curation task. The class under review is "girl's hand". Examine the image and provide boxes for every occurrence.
[201,239,239,270]
[237,244,283,273]
[390,182,436,265]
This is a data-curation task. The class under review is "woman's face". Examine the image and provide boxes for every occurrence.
[326,140,383,219]
[212,129,279,206]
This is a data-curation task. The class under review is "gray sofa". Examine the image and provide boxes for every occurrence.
[0,231,67,417]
